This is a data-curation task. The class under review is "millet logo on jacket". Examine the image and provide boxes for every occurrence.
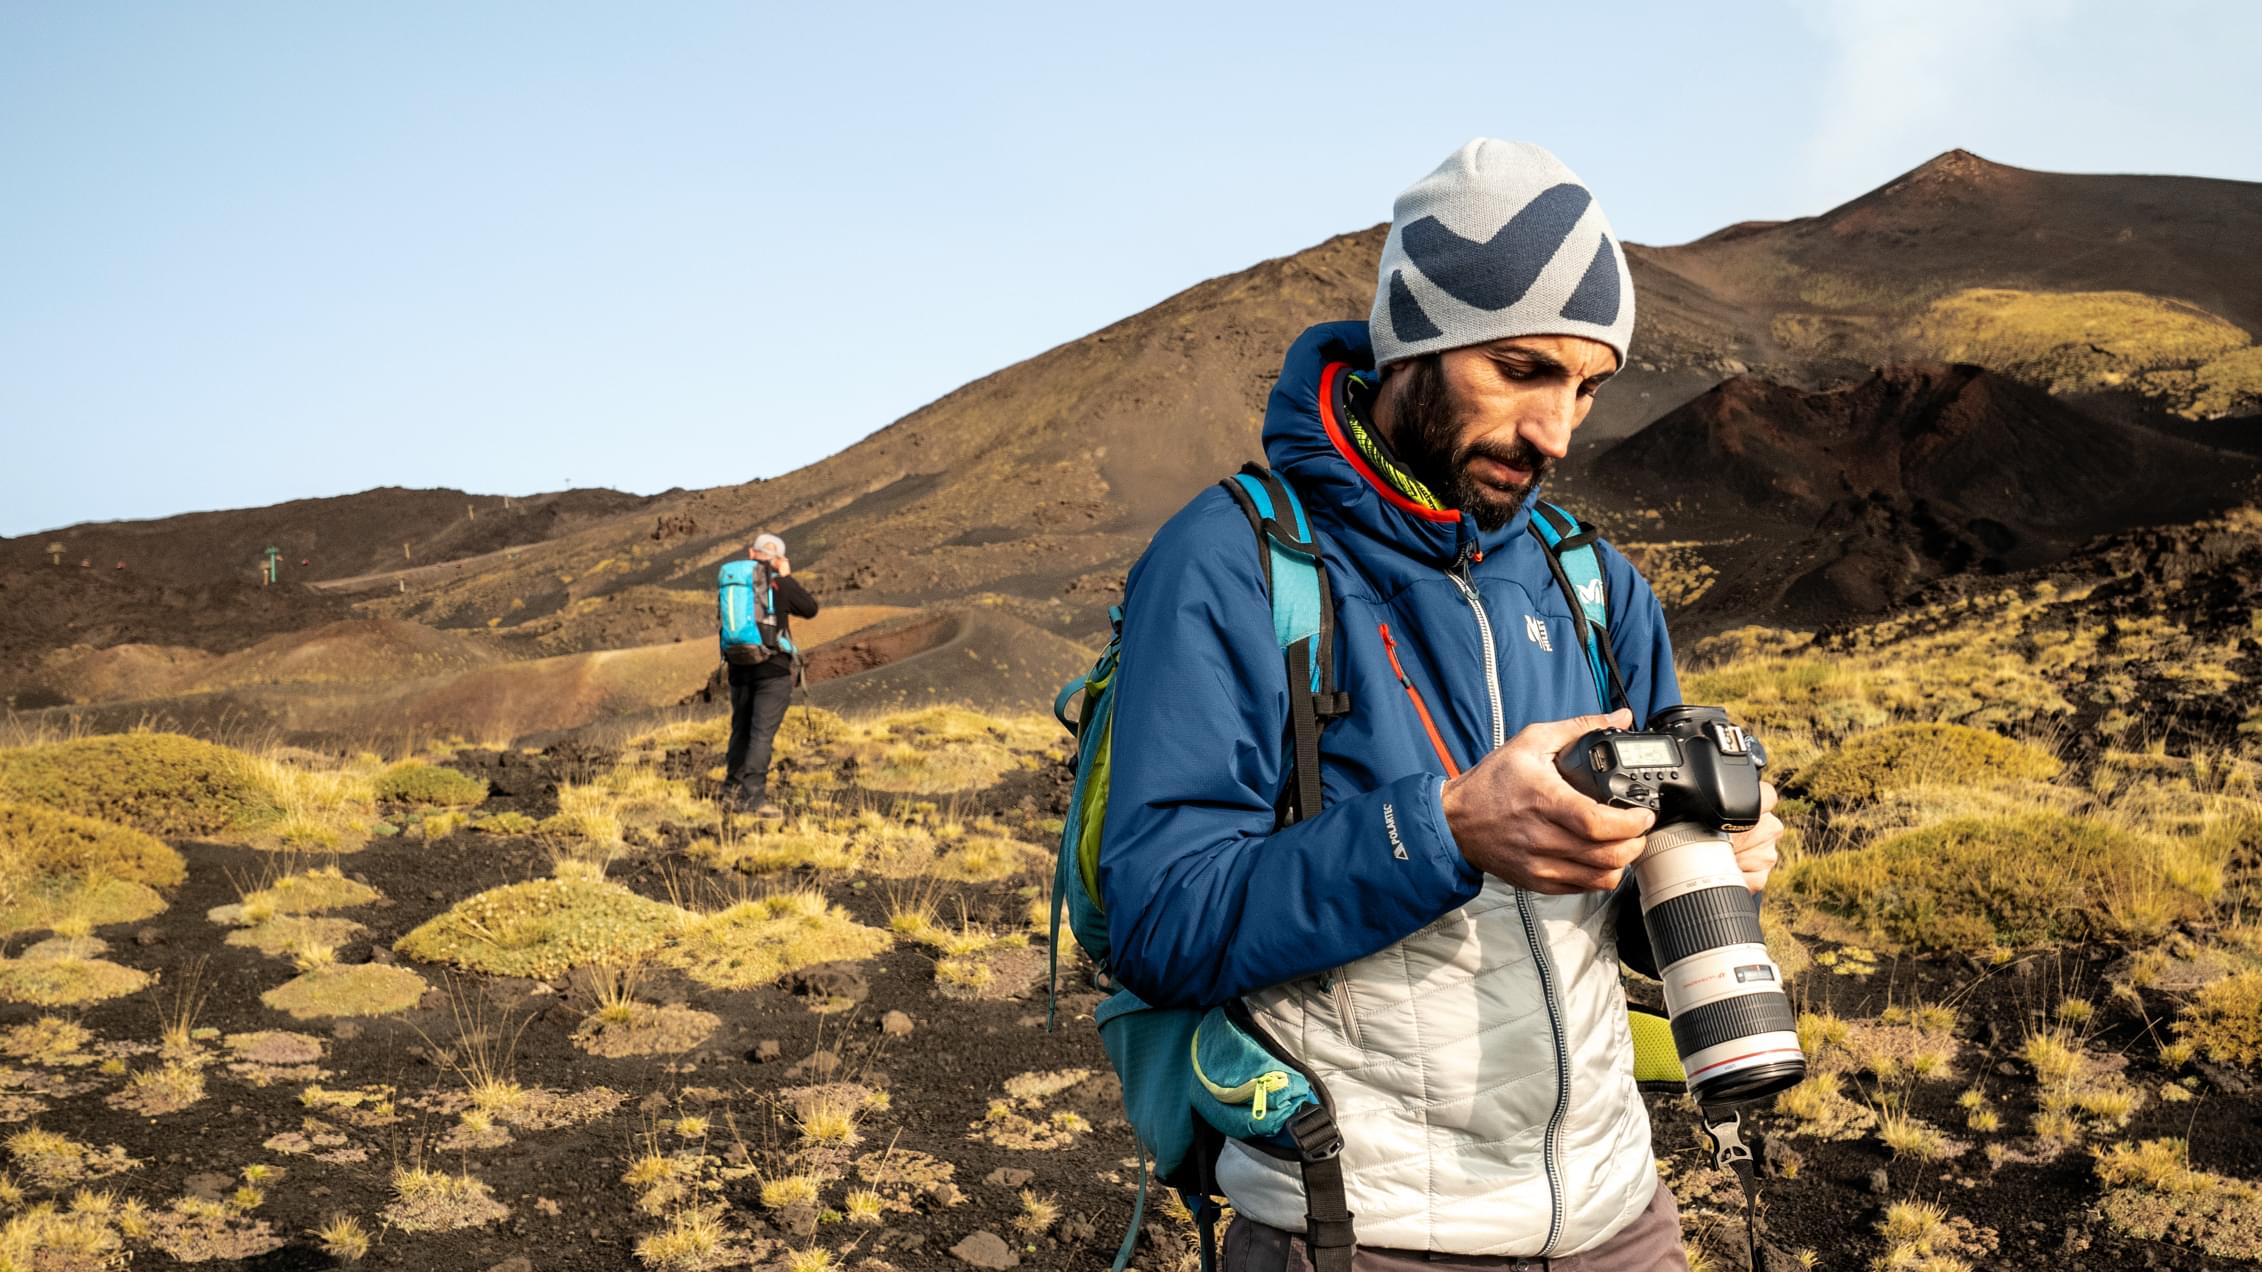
[1383,803,1408,860]
[1524,614,1553,652]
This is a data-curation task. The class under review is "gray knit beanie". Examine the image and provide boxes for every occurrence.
[1369,139,1636,369]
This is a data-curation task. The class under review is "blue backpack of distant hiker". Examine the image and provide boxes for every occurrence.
[717,560,796,665]
[1049,465,1632,1272]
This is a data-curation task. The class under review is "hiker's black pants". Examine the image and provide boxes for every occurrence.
[723,661,793,803]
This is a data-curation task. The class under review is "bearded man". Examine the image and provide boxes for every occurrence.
[1100,139,1784,1270]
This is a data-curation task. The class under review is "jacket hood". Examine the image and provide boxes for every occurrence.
[1260,321,1538,568]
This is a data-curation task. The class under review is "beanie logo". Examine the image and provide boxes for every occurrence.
[1399,182,1592,313]
[1558,234,1623,326]
[1387,270,1442,343]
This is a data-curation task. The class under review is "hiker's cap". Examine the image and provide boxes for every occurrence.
[753,533,786,558]
[1370,139,1635,370]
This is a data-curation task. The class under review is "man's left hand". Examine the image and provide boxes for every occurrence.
[1730,781,1782,894]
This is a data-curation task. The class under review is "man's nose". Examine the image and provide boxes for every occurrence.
[1519,389,1580,459]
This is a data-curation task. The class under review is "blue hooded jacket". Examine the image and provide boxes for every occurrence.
[1100,320,1682,1009]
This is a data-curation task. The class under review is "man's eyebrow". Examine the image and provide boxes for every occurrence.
[1492,344,1614,382]
[1492,345,1568,375]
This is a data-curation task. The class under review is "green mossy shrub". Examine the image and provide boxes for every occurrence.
[395,877,687,980]
[0,734,282,838]
[1785,812,2222,952]
[0,956,153,1006]
[0,801,185,937]
[468,811,537,835]
[261,963,429,1020]
[0,801,185,886]
[1796,722,2062,805]
[373,763,488,808]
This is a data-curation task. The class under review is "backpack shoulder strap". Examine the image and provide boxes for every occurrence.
[1219,463,1349,828]
[1528,500,1630,714]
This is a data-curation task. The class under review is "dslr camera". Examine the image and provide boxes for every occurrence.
[1557,705,1806,1105]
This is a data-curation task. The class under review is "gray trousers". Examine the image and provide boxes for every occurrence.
[1221,1179,1689,1271]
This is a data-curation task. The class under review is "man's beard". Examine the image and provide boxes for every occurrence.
[1388,356,1551,532]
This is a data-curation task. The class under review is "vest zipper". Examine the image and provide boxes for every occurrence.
[1451,546,1571,1256]
[1328,971,1365,1051]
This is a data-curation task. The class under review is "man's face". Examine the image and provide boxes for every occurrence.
[1378,334,1619,531]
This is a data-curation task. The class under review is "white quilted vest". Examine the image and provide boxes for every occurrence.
[1214,875,1659,1257]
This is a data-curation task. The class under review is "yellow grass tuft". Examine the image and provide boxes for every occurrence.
[541,764,711,857]
[1012,1188,1059,1237]
[690,819,860,875]
[843,707,1058,796]
[384,1165,509,1232]
[2021,1027,2087,1088]
[660,890,891,991]
[1878,1110,1958,1161]
[1774,1071,1874,1140]
[634,1201,743,1271]
[842,1188,885,1224]
[2094,1138,2262,1260]
[2173,969,2262,1067]
[0,1015,93,1065]
[759,1173,822,1211]
[1870,1198,1976,1271]
[312,1211,370,1261]
[4,1127,138,1188]
[107,1062,207,1117]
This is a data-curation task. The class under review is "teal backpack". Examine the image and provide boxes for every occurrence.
[1050,465,1637,1272]
[717,559,796,665]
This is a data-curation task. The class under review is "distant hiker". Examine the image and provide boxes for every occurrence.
[1095,141,1784,1268]
[717,533,817,818]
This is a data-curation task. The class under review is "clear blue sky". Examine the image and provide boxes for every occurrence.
[4,0,2256,537]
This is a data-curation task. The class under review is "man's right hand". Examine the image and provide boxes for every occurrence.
[1439,708,1656,894]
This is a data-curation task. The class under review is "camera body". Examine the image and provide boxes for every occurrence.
[1556,704,1768,830]
[1556,704,1803,1106]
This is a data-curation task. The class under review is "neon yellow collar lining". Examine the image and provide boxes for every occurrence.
[1340,373,1446,512]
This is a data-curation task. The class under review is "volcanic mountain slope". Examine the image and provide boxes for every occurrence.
[1574,363,2257,632]
[319,155,2260,644]
[5,485,656,587]
[1643,150,2262,418]
[4,151,2257,718]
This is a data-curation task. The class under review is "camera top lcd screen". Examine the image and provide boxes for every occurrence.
[1614,738,1679,769]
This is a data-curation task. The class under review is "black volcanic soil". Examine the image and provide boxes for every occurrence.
[7,715,2259,1269]
[1731,951,2262,1272]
